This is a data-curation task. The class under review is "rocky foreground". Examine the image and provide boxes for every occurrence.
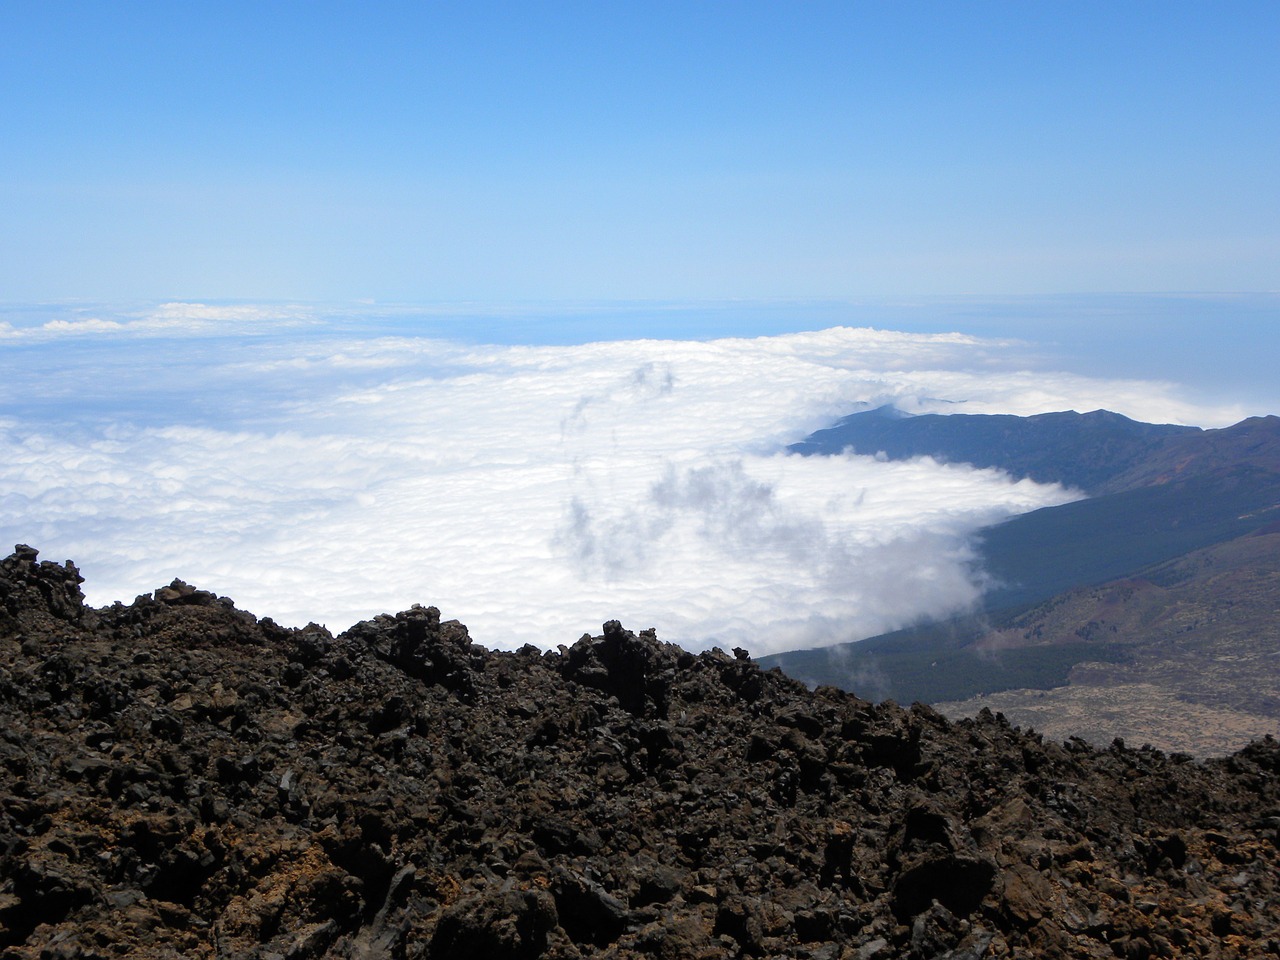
[1,547,1279,959]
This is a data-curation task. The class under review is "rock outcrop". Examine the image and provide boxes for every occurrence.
[1,545,1278,958]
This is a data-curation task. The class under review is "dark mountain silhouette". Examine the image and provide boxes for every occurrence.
[2,546,1280,958]
[764,412,1280,753]
[787,406,1200,493]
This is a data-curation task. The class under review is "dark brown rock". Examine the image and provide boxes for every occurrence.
[0,546,1278,958]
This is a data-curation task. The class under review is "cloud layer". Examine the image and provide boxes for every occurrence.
[0,306,1244,654]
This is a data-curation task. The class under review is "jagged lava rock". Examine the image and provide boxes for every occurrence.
[0,545,1278,958]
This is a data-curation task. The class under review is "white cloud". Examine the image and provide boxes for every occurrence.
[39,318,126,335]
[4,302,318,342]
[0,320,1240,654]
[149,302,303,322]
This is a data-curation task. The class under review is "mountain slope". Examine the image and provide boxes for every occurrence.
[934,527,1280,754]
[1096,414,1280,493]
[788,410,1280,616]
[2,546,1280,958]
[763,413,1280,752]
[762,525,1280,754]
[978,460,1280,610]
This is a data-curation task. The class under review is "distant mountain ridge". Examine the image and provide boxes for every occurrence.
[1097,413,1280,493]
[788,405,1202,493]
[787,409,1280,612]
[764,408,1280,753]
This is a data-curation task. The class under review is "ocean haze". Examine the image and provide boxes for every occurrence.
[0,297,1269,654]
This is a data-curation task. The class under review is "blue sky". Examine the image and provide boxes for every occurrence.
[3,1,1276,301]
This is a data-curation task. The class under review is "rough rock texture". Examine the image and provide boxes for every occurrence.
[1,545,1279,958]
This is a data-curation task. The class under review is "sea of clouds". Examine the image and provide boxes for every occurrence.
[0,303,1249,655]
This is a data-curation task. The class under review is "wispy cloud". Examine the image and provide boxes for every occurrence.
[0,302,318,342]
[0,308,1243,654]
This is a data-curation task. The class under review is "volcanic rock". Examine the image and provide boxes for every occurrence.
[1,545,1278,958]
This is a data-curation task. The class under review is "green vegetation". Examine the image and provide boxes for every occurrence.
[765,632,1130,704]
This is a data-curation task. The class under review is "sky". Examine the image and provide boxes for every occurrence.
[1,2,1277,300]
[1,5,1277,653]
